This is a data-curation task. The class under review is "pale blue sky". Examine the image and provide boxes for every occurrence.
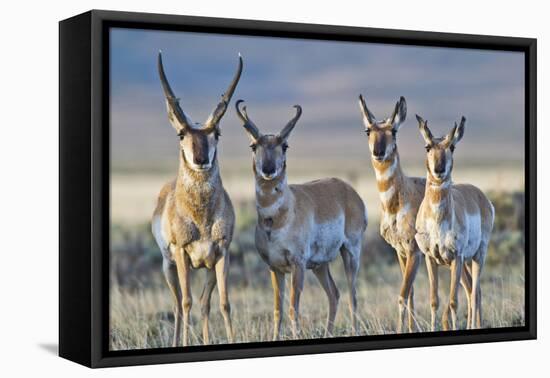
[110,28,525,170]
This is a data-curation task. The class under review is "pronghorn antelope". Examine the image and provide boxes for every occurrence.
[151,52,242,346]
[236,100,367,339]
[415,115,494,330]
[358,95,425,333]
[358,96,473,332]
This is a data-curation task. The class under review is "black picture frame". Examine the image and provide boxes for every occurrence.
[59,9,537,368]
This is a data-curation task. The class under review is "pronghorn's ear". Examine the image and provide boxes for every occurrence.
[449,116,466,146]
[416,114,434,145]
[389,96,407,130]
[278,105,302,141]
[358,94,376,127]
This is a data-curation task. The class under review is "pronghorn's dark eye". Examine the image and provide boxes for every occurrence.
[365,129,371,136]
[214,129,221,139]
[425,145,431,152]
[250,144,257,152]
[178,131,185,140]
[282,143,289,153]
[450,144,455,153]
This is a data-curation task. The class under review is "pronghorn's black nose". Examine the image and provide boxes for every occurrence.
[434,161,446,175]
[262,162,276,176]
[194,154,209,166]
[191,132,210,166]
[373,140,386,160]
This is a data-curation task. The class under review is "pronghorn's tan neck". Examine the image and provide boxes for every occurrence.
[372,151,405,213]
[254,167,292,239]
[425,173,453,221]
[175,153,222,223]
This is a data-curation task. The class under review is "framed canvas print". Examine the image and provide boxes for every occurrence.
[59,10,537,368]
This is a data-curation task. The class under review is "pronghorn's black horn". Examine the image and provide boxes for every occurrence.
[205,54,244,131]
[158,51,176,100]
[236,99,261,140]
[278,105,302,141]
[157,51,193,131]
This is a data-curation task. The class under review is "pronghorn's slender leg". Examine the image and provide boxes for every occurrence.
[396,252,418,332]
[162,258,182,347]
[313,263,340,337]
[340,245,359,335]
[409,249,424,332]
[271,270,286,341]
[174,248,192,346]
[326,268,341,332]
[398,251,421,333]
[460,263,473,329]
[200,269,217,345]
[442,259,470,331]
[471,257,485,329]
[425,256,439,332]
[289,264,305,339]
[408,285,416,332]
[442,305,450,331]
[478,282,483,326]
[448,256,463,330]
[215,252,234,343]
[396,253,407,333]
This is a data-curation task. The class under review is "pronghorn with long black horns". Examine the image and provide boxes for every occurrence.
[151,52,242,346]
[415,115,494,330]
[236,100,367,340]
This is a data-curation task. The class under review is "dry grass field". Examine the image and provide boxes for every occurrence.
[110,258,524,349]
[109,163,525,350]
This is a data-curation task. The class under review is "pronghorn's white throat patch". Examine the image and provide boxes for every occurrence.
[258,194,286,218]
[379,185,395,204]
[375,158,397,181]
